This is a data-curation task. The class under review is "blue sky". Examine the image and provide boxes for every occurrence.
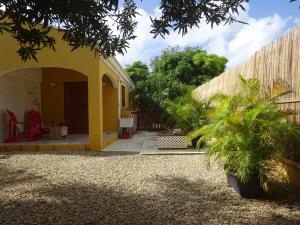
[134,0,300,18]
[117,0,300,68]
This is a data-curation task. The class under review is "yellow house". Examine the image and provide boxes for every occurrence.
[0,27,135,151]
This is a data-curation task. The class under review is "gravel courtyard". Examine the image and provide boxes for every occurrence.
[0,151,299,225]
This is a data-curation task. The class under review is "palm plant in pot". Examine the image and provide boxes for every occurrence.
[190,76,300,198]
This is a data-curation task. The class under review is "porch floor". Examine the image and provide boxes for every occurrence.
[0,134,89,145]
[103,132,119,142]
[0,132,118,145]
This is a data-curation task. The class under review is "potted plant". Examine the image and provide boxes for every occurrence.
[190,76,300,198]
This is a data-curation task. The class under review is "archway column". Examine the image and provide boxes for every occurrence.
[88,73,103,150]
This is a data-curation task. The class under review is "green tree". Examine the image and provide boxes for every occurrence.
[151,47,228,86]
[125,47,228,114]
[1,0,298,61]
[0,0,138,61]
[193,52,228,79]
[125,61,152,110]
[125,59,191,114]
[145,72,191,105]
[125,61,150,86]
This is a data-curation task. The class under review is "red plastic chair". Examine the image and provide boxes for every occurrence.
[28,110,50,135]
[4,110,37,143]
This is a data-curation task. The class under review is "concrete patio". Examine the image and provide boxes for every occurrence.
[103,131,204,155]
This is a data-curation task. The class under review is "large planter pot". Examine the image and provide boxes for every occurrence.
[271,159,300,188]
[191,136,205,148]
[226,173,265,199]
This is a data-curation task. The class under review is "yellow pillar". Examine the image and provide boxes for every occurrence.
[88,74,103,150]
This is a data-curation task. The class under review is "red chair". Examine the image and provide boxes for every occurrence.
[4,110,38,143]
[28,110,50,135]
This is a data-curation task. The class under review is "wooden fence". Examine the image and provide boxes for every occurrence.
[137,112,167,131]
[193,25,300,123]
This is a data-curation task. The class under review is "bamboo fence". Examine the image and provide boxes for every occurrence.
[193,25,300,123]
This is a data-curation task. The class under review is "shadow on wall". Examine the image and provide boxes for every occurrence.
[0,163,299,225]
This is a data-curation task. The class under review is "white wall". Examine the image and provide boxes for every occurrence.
[0,68,42,142]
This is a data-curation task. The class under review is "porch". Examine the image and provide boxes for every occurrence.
[0,67,119,150]
[0,26,139,150]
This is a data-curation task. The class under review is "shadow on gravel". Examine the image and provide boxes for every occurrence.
[0,165,45,191]
[0,165,299,225]
[149,176,300,224]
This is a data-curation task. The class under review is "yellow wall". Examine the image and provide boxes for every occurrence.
[125,85,129,109]
[99,60,119,86]
[41,68,87,125]
[102,75,118,132]
[120,84,133,117]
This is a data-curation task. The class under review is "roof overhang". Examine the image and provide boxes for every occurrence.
[105,57,135,89]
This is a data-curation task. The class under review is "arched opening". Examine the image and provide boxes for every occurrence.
[102,74,119,142]
[0,67,89,145]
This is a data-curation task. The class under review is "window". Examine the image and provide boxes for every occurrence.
[121,85,126,108]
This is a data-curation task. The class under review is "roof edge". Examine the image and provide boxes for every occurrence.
[104,57,135,89]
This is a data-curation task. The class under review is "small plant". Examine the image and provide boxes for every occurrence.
[190,75,300,183]
[163,91,209,146]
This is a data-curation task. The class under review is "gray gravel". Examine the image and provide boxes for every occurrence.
[0,151,299,225]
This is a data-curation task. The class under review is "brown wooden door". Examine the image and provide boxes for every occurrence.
[64,82,88,134]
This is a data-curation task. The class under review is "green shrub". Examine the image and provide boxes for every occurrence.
[190,75,300,182]
[163,91,208,134]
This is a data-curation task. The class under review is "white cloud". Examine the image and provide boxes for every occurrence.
[116,4,289,69]
[225,14,286,67]
[116,8,165,66]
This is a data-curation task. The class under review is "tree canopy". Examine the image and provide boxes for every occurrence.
[125,61,150,86]
[151,47,228,86]
[125,61,153,110]
[125,47,228,113]
[1,0,298,61]
[0,0,138,60]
